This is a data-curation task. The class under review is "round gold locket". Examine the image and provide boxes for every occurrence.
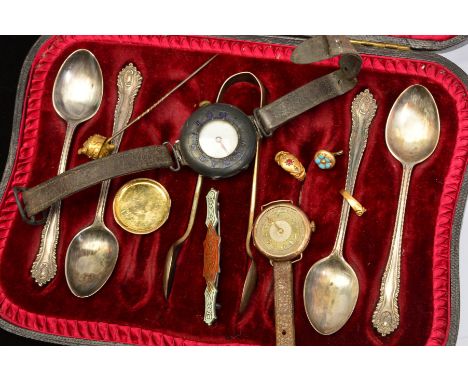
[113,178,171,234]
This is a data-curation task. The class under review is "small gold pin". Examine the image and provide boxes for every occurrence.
[314,150,343,170]
[274,151,306,181]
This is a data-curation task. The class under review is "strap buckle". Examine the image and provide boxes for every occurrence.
[269,254,303,267]
[13,186,48,225]
[163,141,181,172]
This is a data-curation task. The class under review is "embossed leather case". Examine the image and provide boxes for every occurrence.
[0,35,466,345]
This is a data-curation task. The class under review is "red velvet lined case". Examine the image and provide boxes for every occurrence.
[0,35,467,345]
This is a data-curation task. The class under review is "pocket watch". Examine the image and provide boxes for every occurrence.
[253,200,314,345]
[178,102,257,179]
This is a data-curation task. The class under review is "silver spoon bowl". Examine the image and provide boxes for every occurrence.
[304,253,359,335]
[386,85,439,164]
[53,50,103,122]
[66,224,118,297]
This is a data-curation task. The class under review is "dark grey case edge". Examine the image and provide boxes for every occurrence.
[0,35,465,345]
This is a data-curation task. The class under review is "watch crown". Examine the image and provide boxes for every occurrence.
[199,100,211,108]
[310,221,316,233]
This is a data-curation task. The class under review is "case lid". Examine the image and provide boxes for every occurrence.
[274,35,466,52]
[347,35,466,52]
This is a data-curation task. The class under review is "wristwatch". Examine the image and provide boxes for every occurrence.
[15,36,362,222]
[252,200,314,346]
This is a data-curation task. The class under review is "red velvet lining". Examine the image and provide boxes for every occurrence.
[0,35,467,345]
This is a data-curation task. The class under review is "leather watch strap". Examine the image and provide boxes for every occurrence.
[272,260,295,346]
[254,36,361,136]
[17,145,174,218]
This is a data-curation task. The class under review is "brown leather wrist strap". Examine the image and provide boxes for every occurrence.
[273,260,295,346]
[15,145,174,220]
[254,36,361,137]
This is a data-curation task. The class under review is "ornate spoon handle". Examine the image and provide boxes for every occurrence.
[332,89,377,256]
[94,63,142,224]
[31,121,78,286]
[372,164,412,336]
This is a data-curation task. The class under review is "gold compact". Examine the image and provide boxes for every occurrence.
[113,178,171,234]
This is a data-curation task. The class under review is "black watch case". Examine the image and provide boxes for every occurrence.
[179,103,257,179]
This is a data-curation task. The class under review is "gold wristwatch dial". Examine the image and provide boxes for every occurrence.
[253,202,311,261]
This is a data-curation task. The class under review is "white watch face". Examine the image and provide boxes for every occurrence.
[268,220,293,243]
[198,120,239,159]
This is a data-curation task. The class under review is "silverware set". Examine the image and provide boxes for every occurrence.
[303,85,440,337]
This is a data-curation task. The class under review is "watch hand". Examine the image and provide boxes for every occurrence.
[267,217,284,235]
[215,136,228,153]
[275,222,284,235]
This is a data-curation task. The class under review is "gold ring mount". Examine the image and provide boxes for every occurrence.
[274,151,306,181]
[340,189,366,216]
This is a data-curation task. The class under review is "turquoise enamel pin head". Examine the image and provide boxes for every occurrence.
[314,150,343,170]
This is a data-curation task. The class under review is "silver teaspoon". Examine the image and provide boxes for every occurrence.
[303,89,377,335]
[65,63,142,298]
[31,50,103,286]
[372,85,440,336]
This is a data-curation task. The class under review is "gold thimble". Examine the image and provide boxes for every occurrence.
[274,151,306,181]
[340,189,366,216]
[314,150,343,170]
[78,134,115,160]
